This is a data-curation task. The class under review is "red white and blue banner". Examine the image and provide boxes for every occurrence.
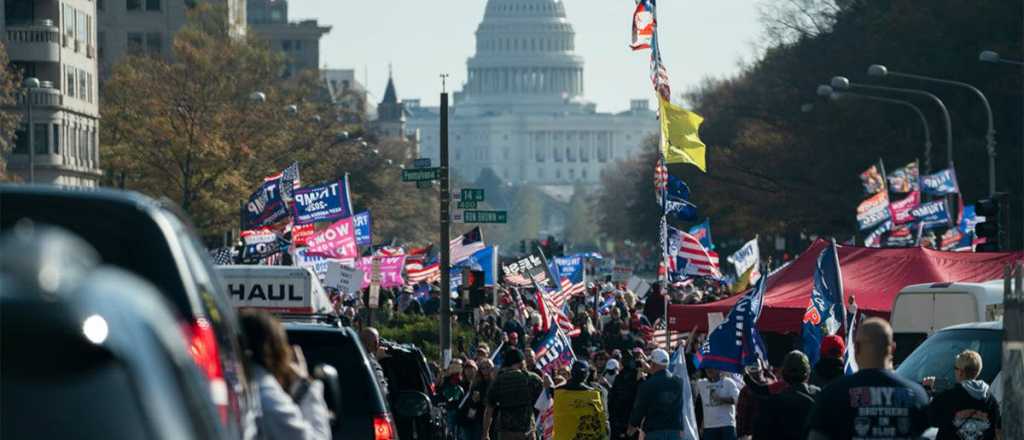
[688,218,714,250]
[532,324,576,376]
[697,266,769,372]
[240,229,286,262]
[888,191,921,225]
[455,245,499,286]
[354,211,372,246]
[451,227,486,264]
[553,255,584,284]
[629,0,656,50]
[864,220,892,248]
[291,176,354,226]
[920,168,959,195]
[801,240,846,366]
[856,191,891,230]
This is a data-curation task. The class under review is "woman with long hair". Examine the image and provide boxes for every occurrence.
[240,310,331,440]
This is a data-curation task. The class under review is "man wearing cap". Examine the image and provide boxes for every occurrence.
[695,366,742,440]
[627,349,687,440]
[810,334,846,388]
[483,348,544,440]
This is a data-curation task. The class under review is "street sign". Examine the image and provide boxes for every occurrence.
[461,188,485,202]
[452,212,464,223]
[457,201,478,209]
[402,167,440,182]
[414,158,432,168]
[416,181,433,189]
[463,210,507,224]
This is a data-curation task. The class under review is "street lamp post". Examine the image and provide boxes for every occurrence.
[868,64,996,196]
[831,76,954,169]
[23,77,40,183]
[817,84,934,173]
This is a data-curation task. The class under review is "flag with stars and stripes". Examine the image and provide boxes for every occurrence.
[209,247,235,265]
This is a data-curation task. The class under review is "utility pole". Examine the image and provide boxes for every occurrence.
[439,74,452,365]
[1003,262,1023,437]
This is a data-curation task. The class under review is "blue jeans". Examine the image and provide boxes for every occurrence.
[645,431,684,440]
[703,426,737,440]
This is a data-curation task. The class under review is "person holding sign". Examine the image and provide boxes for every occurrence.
[552,360,609,440]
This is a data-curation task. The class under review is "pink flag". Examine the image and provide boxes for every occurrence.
[889,191,921,225]
[304,217,358,259]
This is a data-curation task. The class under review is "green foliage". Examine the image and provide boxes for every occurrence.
[0,41,23,179]
[377,314,476,362]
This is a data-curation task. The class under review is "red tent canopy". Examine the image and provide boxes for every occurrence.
[668,239,1022,334]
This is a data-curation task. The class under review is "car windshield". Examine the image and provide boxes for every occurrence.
[895,328,1002,392]
[286,329,386,415]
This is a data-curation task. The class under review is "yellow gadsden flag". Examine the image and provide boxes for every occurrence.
[553,388,608,440]
[659,96,707,172]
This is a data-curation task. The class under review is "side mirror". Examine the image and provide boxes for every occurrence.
[313,363,342,424]
[393,390,431,418]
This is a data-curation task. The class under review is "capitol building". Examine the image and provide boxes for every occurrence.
[400,0,659,188]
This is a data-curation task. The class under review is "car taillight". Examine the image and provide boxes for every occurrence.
[429,382,436,395]
[184,319,229,423]
[373,413,396,440]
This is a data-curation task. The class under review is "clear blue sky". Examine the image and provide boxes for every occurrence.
[290,0,763,112]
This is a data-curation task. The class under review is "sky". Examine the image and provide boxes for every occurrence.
[289,0,764,113]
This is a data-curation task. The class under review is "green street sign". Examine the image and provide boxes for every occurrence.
[402,167,440,182]
[461,188,485,202]
[457,201,478,209]
[463,210,507,224]
[416,180,433,189]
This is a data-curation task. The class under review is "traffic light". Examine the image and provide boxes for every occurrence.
[975,193,1008,252]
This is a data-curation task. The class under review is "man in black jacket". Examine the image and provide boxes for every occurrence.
[628,349,686,440]
[753,351,819,440]
[925,350,1001,440]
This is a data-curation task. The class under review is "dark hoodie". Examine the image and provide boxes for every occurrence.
[809,356,844,388]
[928,380,1001,440]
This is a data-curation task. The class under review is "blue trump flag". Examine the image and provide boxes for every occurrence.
[553,255,584,283]
[353,211,372,246]
[688,218,714,250]
[291,176,354,226]
[663,175,698,222]
[920,168,959,195]
[243,179,289,229]
[697,266,769,373]
[801,240,846,366]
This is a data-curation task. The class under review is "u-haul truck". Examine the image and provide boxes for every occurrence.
[216,266,333,314]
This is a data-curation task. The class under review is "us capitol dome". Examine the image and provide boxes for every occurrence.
[399,0,659,189]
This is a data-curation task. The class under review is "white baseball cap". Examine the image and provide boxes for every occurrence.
[604,359,621,373]
[649,349,670,366]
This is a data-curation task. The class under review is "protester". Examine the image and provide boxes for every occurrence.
[240,310,331,440]
[552,360,609,440]
[695,366,742,440]
[459,358,494,440]
[609,353,643,440]
[440,359,467,439]
[753,351,819,440]
[925,350,1001,440]
[359,327,390,402]
[735,363,776,440]
[806,317,930,440]
[627,349,687,440]
[483,348,545,440]
[810,334,846,388]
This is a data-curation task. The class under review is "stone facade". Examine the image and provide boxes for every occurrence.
[3,0,103,186]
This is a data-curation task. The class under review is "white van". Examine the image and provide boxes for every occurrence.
[216,266,334,315]
[890,280,1003,362]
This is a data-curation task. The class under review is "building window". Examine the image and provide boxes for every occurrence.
[79,71,87,102]
[127,32,144,54]
[580,145,589,162]
[282,40,292,51]
[535,146,545,162]
[294,40,304,51]
[146,0,160,11]
[597,145,609,163]
[13,127,28,154]
[566,146,576,162]
[34,123,49,154]
[63,6,76,41]
[552,146,562,162]
[556,169,562,179]
[66,68,76,98]
[53,124,61,154]
[145,32,162,54]
[127,0,142,11]
[76,11,87,43]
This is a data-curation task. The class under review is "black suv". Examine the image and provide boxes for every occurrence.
[379,341,445,440]
[1,229,226,439]
[283,320,406,440]
[0,186,256,439]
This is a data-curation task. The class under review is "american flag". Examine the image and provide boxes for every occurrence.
[548,278,585,310]
[450,227,485,264]
[405,245,441,283]
[629,0,656,50]
[264,162,301,202]
[649,32,671,101]
[209,247,235,265]
[654,157,669,198]
[650,319,686,350]
[677,230,722,278]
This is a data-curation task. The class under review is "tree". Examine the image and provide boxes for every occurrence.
[594,136,662,244]
[564,184,599,247]
[505,185,544,247]
[0,41,23,179]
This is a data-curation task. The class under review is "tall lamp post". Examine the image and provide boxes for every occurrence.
[831,76,954,169]
[867,64,996,196]
[817,84,934,173]
[23,77,40,183]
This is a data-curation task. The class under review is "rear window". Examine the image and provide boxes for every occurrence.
[896,329,1002,392]
[2,359,151,438]
[286,329,387,415]
[0,193,192,316]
